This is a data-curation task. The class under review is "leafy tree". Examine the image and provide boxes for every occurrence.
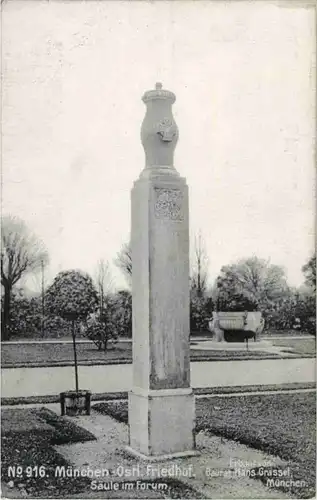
[216,292,259,313]
[84,312,112,351]
[6,290,41,337]
[46,270,98,321]
[216,256,289,312]
[294,256,317,335]
[84,262,130,351]
[190,288,214,332]
[44,314,72,337]
[1,215,49,340]
[84,294,118,350]
[112,290,132,337]
[46,270,98,391]
[302,255,316,292]
[264,288,316,334]
[264,290,297,330]
[295,292,316,334]
[84,289,132,348]
[2,288,73,339]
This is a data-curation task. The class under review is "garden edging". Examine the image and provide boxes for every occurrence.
[1,382,315,406]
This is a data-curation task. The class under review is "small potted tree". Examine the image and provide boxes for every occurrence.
[46,270,98,416]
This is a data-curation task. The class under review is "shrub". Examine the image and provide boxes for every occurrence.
[216,292,259,312]
[190,293,214,332]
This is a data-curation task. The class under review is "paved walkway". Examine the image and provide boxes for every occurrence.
[1,358,315,398]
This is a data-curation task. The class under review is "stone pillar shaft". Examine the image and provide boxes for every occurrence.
[127,83,196,459]
[131,177,190,391]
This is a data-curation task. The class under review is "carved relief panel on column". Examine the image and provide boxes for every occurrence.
[154,188,184,221]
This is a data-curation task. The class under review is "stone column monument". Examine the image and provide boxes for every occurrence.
[127,83,196,459]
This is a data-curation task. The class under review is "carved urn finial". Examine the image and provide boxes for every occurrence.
[140,83,179,174]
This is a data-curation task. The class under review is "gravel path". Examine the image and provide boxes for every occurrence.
[55,409,290,499]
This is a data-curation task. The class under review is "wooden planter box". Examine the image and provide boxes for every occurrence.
[60,390,91,416]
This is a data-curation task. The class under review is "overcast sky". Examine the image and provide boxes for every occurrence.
[2,0,315,291]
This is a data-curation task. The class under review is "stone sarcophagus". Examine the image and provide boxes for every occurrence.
[210,311,264,343]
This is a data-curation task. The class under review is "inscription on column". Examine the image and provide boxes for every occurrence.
[154,188,184,221]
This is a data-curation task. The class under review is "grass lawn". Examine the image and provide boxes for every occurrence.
[190,349,281,360]
[93,391,316,499]
[1,342,132,367]
[262,329,314,337]
[3,336,315,367]
[271,337,315,356]
[196,392,316,499]
[1,407,95,497]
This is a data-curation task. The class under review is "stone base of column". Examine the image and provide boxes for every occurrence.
[127,388,197,459]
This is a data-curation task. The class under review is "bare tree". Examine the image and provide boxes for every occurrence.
[116,233,209,294]
[29,260,50,337]
[191,230,209,296]
[95,259,113,317]
[114,241,132,286]
[1,215,49,340]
